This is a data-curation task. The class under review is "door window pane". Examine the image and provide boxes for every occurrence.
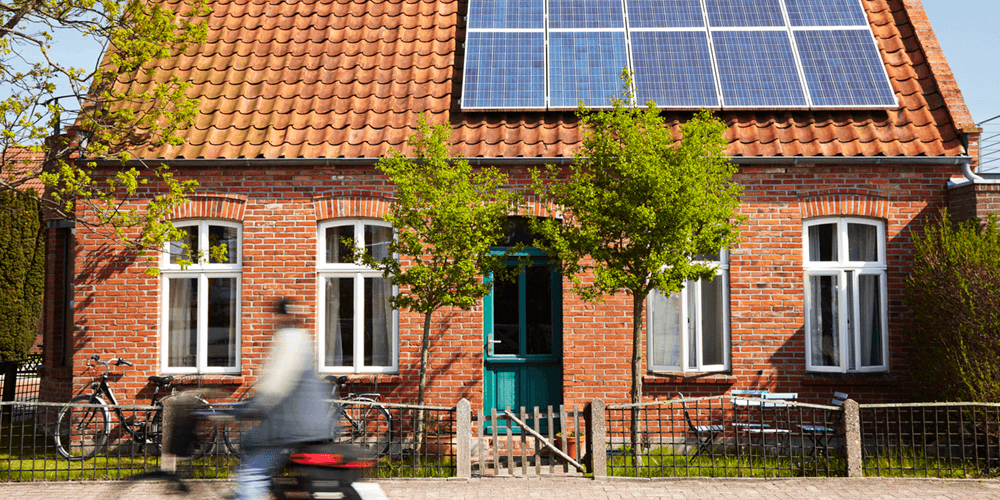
[364,277,392,366]
[167,278,198,368]
[492,274,520,355]
[206,277,237,367]
[325,277,355,366]
[526,266,553,355]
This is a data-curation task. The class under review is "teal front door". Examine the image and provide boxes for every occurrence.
[484,258,562,433]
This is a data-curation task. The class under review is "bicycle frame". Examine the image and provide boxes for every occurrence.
[85,361,163,443]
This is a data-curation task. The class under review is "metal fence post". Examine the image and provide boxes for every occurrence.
[456,399,471,478]
[844,398,862,477]
[585,398,606,478]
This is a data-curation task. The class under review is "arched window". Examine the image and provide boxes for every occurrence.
[161,220,241,374]
[317,219,397,373]
[804,217,888,372]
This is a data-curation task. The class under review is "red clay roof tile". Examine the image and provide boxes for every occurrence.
[122,0,972,160]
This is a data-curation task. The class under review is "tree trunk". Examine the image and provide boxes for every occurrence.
[630,292,644,460]
[417,311,433,439]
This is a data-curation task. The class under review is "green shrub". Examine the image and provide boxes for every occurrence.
[0,190,45,362]
[906,211,1000,402]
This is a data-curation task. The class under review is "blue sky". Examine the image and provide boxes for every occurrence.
[39,1,999,126]
[923,0,1000,125]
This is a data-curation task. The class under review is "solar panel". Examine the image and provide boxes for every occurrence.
[625,0,705,28]
[549,31,629,108]
[713,30,807,107]
[631,31,719,107]
[467,0,544,30]
[705,0,785,28]
[795,29,896,107]
[785,0,868,27]
[549,0,625,29]
[462,32,546,109]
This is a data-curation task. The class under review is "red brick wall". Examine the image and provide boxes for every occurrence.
[948,182,1000,223]
[42,161,956,408]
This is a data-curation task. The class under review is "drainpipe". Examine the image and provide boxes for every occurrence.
[962,160,984,182]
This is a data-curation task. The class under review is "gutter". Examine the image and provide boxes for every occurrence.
[84,155,974,168]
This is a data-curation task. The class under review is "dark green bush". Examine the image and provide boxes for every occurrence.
[0,190,45,362]
[906,211,1000,402]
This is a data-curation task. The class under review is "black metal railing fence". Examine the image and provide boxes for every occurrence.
[860,402,1000,478]
[605,395,847,478]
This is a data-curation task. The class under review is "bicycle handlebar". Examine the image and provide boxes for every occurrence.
[87,354,133,375]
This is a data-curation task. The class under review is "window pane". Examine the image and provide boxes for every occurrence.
[325,225,353,264]
[365,225,392,261]
[208,225,239,264]
[809,275,840,367]
[169,226,197,265]
[701,276,725,366]
[650,289,681,368]
[206,278,237,367]
[858,275,883,367]
[325,277,355,366]
[364,277,392,367]
[687,280,697,368]
[167,278,198,367]
[808,223,837,261]
[525,266,553,355]
[848,223,878,262]
[492,274,520,355]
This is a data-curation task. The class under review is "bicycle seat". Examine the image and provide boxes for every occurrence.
[149,375,174,387]
[324,375,350,385]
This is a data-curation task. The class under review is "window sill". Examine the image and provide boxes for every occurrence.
[323,374,402,384]
[644,372,736,384]
[169,374,244,386]
[802,372,899,387]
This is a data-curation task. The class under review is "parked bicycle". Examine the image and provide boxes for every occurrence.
[53,354,226,461]
[330,375,392,457]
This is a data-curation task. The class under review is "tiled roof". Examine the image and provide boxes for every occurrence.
[3,147,46,194]
[128,0,974,160]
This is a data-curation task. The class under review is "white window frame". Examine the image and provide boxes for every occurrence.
[316,219,398,374]
[647,252,731,373]
[160,220,242,375]
[803,217,889,373]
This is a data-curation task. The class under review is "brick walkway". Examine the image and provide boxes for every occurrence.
[3,477,1000,500]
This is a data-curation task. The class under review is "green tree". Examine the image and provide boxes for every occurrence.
[355,115,522,418]
[0,189,44,361]
[906,211,1000,402]
[530,72,745,449]
[1,0,210,264]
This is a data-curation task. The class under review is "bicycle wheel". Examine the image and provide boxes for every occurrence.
[54,395,110,460]
[154,397,220,459]
[337,399,391,456]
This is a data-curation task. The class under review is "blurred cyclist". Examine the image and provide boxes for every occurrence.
[235,299,332,500]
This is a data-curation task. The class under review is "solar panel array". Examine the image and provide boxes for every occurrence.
[462,0,897,111]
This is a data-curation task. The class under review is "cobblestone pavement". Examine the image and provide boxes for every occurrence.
[3,477,1000,500]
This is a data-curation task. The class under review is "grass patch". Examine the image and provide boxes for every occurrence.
[862,447,1000,479]
[371,453,456,478]
[606,445,847,478]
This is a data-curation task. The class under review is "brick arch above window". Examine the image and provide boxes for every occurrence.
[170,193,247,221]
[798,191,888,220]
[313,196,391,221]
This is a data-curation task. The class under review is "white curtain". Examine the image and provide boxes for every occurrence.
[325,277,344,366]
[650,289,681,369]
[859,275,881,367]
[809,275,839,367]
[168,278,195,367]
[369,277,391,367]
[848,224,877,261]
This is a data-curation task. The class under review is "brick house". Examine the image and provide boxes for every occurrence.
[39,0,985,414]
